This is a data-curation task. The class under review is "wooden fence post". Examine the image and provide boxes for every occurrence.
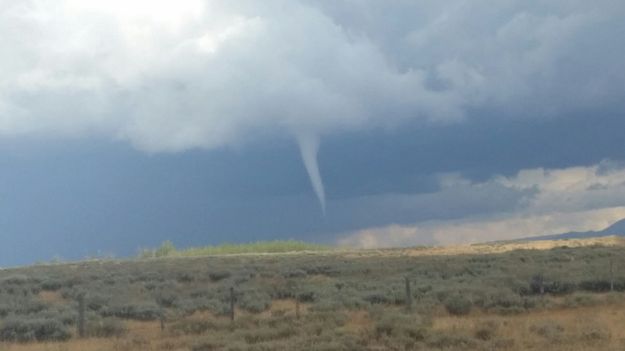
[610,258,615,292]
[230,287,235,322]
[405,277,413,311]
[77,293,86,338]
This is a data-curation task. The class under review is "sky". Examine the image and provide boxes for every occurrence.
[1,0,625,265]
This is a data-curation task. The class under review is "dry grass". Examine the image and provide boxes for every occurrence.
[37,291,65,305]
[4,300,624,351]
[432,297,625,350]
[341,310,372,334]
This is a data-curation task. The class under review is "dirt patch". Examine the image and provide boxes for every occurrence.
[342,310,373,333]
[38,291,65,304]
[253,299,309,319]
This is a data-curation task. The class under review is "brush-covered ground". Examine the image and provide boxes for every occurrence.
[1,237,625,350]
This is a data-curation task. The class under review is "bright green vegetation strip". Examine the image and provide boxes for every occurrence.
[138,240,333,258]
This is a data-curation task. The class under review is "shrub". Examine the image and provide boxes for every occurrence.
[208,271,231,282]
[40,279,63,291]
[170,319,228,336]
[174,297,228,316]
[239,291,271,314]
[545,280,576,295]
[563,293,601,308]
[304,265,339,276]
[305,311,349,328]
[474,320,498,341]
[297,291,316,303]
[102,303,161,321]
[282,269,307,278]
[177,273,194,283]
[578,279,623,292]
[242,324,297,344]
[155,291,178,307]
[529,275,575,295]
[13,299,48,315]
[87,294,111,311]
[0,318,71,342]
[86,318,127,338]
[43,307,75,326]
[427,332,475,348]
[155,241,176,258]
[363,292,389,305]
[580,324,611,342]
[529,320,564,341]
[1,275,31,285]
[191,339,225,351]
[484,290,523,309]
[374,313,427,340]
[314,299,350,313]
[444,295,472,316]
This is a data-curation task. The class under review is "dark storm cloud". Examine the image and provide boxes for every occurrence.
[2,1,624,198]
[1,1,625,264]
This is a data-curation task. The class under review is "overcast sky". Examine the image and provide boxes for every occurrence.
[1,0,624,265]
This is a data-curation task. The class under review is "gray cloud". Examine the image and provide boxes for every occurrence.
[2,2,624,143]
[1,1,624,215]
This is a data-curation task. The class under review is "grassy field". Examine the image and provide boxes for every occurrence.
[138,240,333,258]
[1,237,625,350]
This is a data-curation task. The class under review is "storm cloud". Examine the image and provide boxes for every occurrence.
[2,1,625,203]
[0,1,624,264]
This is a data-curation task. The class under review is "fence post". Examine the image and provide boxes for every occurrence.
[230,287,235,322]
[610,258,614,292]
[160,310,166,332]
[405,277,413,311]
[77,293,86,338]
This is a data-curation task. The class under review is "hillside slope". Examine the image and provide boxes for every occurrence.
[516,218,625,242]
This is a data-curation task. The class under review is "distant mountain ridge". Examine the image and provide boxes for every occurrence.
[518,218,625,242]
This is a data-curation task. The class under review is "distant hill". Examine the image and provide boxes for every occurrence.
[518,218,625,242]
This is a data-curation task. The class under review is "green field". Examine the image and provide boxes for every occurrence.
[138,240,333,258]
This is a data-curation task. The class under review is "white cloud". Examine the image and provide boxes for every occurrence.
[496,162,625,213]
[1,1,622,150]
[339,207,625,248]
[338,163,625,247]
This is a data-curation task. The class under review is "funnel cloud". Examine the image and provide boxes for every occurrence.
[297,133,326,214]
